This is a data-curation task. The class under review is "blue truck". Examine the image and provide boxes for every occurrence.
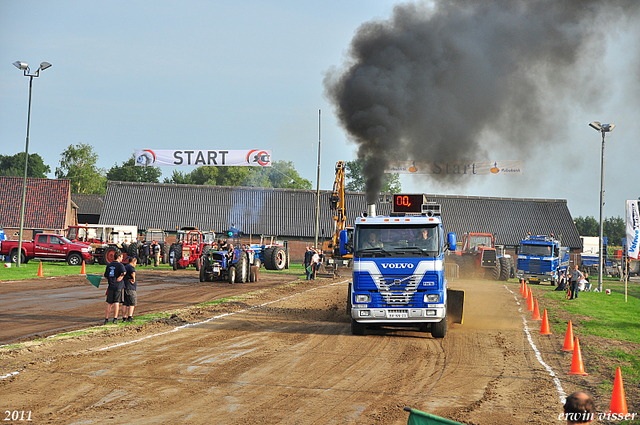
[340,194,465,338]
[516,234,570,285]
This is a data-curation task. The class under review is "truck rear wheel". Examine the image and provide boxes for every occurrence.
[431,315,447,338]
[350,318,365,335]
[10,249,26,264]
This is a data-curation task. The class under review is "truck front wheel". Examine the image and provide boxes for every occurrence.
[350,318,366,335]
[67,253,83,266]
[431,315,447,338]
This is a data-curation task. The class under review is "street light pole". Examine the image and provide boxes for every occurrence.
[589,121,615,293]
[12,61,52,267]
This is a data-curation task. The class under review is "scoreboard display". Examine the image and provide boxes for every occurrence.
[392,194,427,214]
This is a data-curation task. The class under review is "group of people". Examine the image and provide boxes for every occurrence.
[104,251,138,324]
[555,265,591,299]
[303,246,323,280]
[136,240,161,267]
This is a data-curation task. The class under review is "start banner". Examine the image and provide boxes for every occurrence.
[134,149,272,167]
[626,200,640,259]
[384,160,523,175]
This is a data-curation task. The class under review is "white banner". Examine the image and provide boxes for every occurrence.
[626,200,640,259]
[134,149,272,167]
[384,160,523,175]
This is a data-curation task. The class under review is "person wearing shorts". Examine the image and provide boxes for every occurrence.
[104,251,126,324]
[123,256,138,322]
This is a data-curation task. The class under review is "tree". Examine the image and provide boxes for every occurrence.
[55,143,106,194]
[573,216,598,237]
[163,160,311,189]
[344,160,401,193]
[0,152,50,178]
[603,216,625,246]
[106,155,162,183]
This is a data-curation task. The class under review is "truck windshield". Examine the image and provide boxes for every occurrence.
[520,244,553,256]
[355,225,439,257]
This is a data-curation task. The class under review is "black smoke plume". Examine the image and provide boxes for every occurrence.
[324,0,640,204]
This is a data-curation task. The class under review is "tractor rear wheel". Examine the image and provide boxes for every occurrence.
[128,242,140,258]
[263,247,275,270]
[499,257,510,281]
[228,265,236,284]
[162,243,170,264]
[271,247,286,271]
[235,253,248,283]
[104,247,119,264]
[172,244,181,270]
[491,264,501,280]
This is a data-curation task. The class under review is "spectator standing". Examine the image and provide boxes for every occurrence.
[152,240,161,267]
[122,256,138,322]
[555,271,567,292]
[311,249,320,280]
[104,251,126,324]
[141,241,150,266]
[570,265,584,300]
[304,247,313,280]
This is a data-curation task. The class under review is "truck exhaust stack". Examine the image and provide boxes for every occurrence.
[367,204,376,217]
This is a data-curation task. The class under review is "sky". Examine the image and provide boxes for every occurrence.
[1,0,639,221]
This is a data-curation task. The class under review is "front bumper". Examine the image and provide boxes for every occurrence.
[351,305,446,323]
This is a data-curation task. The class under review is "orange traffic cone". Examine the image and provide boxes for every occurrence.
[80,260,86,275]
[37,261,44,277]
[523,284,529,299]
[519,279,525,294]
[609,367,628,415]
[540,308,552,335]
[567,337,587,375]
[532,298,542,320]
[527,290,534,311]
[561,320,574,351]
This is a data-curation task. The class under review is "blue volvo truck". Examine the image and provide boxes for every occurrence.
[516,234,570,285]
[340,194,465,338]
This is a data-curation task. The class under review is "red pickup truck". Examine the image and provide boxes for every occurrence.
[0,233,94,266]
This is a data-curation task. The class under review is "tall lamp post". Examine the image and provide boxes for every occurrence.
[12,61,52,267]
[588,121,615,293]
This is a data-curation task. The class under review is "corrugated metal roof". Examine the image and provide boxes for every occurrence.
[100,181,581,248]
[71,194,104,215]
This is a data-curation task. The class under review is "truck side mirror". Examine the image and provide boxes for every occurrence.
[339,230,351,256]
[447,233,457,252]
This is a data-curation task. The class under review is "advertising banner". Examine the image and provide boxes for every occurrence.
[384,160,523,175]
[626,200,640,259]
[134,149,272,167]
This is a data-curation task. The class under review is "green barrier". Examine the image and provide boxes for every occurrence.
[404,407,463,425]
[86,274,103,288]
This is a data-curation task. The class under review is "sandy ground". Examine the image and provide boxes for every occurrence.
[0,271,632,424]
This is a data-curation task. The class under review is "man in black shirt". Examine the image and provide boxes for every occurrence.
[104,251,126,324]
[122,256,138,322]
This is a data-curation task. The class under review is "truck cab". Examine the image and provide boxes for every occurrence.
[517,234,569,285]
[341,194,464,338]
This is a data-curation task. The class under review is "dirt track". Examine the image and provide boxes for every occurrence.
[0,272,608,424]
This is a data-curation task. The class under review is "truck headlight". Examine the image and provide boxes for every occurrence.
[81,247,90,253]
[355,294,371,303]
[424,294,440,303]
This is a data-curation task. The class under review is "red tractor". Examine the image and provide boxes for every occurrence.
[451,232,507,280]
[170,228,215,271]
